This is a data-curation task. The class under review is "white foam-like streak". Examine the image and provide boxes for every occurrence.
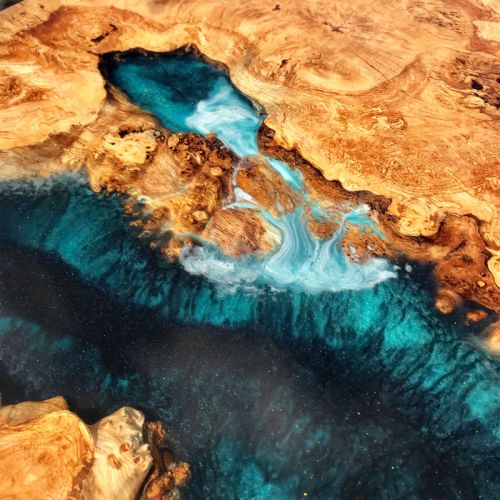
[181,208,397,294]
[185,78,261,157]
[181,75,396,294]
[185,79,304,188]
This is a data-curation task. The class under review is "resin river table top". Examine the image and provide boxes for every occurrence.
[0,2,499,499]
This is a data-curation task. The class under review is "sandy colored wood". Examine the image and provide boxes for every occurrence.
[484,320,500,353]
[82,407,153,500]
[0,0,498,311]
[0,395,68,424]
[0,397,189,499]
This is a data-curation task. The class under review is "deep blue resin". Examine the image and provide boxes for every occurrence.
[0,52,498,499]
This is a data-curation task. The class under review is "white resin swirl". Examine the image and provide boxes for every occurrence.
[182,71,396,292]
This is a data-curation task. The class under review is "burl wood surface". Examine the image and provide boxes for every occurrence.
[0,397,189,499]
[0,0,498,312]
[0,409,94,499]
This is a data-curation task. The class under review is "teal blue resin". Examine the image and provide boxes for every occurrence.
[108,53,302,188]
[0,178,498,498]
